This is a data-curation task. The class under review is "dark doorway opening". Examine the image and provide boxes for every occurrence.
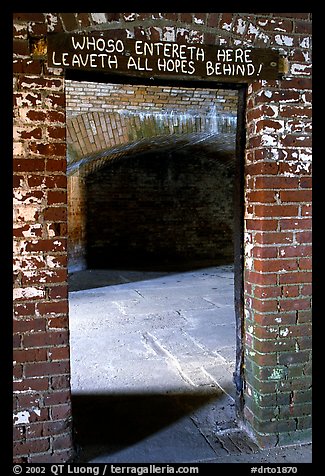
[66,70,246,462]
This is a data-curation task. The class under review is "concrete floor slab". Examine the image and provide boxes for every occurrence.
[69,265,312,464]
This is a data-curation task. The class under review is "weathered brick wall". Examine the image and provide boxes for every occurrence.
[13,12,312,462]
[65,80,238,117]
[13,14,73,463]
[86,145,235,269]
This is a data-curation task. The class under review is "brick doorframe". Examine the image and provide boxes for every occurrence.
[13,12,312,462]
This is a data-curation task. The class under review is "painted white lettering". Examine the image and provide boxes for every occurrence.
[62,52,69,66]
[86,36,97,50]
[52,51,63,66]
[71,54,80,67]
[247,63,255,75]
[71,36,86,50]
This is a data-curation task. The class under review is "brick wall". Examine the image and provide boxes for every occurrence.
[86,142,235,269]
[13,12,312,462]
[65,80,238,117]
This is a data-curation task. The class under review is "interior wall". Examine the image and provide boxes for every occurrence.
[86,145,235,269]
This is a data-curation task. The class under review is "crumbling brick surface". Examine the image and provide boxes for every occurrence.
[13,12,312,461]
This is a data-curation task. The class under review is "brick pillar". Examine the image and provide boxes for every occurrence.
[13,14,74,462]
[242,78,312,447]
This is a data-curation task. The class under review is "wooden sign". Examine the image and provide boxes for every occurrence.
[47,32,282,82]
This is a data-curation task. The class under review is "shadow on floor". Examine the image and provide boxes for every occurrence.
[71,389,230,462]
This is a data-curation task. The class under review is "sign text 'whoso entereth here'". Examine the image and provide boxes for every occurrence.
[47,33,281,81]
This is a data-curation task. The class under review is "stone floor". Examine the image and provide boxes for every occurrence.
[68,265,312,464]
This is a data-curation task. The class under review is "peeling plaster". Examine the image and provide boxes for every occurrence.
[275,34,293,46]
[91,13,107,24]
[193,15,204,25]
[13,410,30,425]
[13,287,44,300]
[162,27,175,42]
[124,13,137,21]
[236,18,246,34]
[261,134,278,147]
[45,13,58,32]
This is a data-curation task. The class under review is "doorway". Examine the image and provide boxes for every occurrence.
[66,73,247,462]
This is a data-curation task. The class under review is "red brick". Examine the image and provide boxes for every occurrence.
[280,190,312,202]
[245,270,278,286]
[254,285,280,299]
[45,93,65,109]
[245,219,278,231]
[35,301,68,316]
[44,390,71,406]
[254,258,298,273]
[14,348,47,363]
[252,247,278,259]
[48,286,68,300]
[13,302,36,317]
[47,126,66,140]
[24,361,70,378]
[13,158,45,172]
[51,404,72,421]
[246,190,277,203]
[254,204,298,218]
[13,438,50,456]
[52,433,73,451]
[49,347,70,362]
[28,142,66,157]
[14,377,49,392]
[13,58,42,75]
[278,298,311,312]
[44,207,67,221]
[279,272,312,285]
[13,318,46,334]
[254,232,293,245]
[47,190,67,204]
[46,159,66,172]
[250,298,278,313]
[23,330,69,348]
[254,176,299,190]
[280,218,311,231]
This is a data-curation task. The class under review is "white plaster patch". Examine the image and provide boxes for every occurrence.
[275,34,293,46]
[193,15,204,24]
[261,134,278,147]
[45,13,58,32]
[46,256,60,268]
[221,21,232,31]
[275,317,282,323]
[126,29,134,39]
[248,23,269,43]
[257,20,268,27]
[13,410,30,425]
[264,90,273,98]
[124,13,137,21]
[291,63,311,76]
[13,287,44,300]
[236,18,246,34]
[91,13,107,24]
[162,27,175,42]
[13,142,24,156]
[300,37,310,49]
[280,328,289,337]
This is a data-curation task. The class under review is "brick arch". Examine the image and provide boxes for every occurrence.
[66,109,236,170]
[67,127,236,271]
